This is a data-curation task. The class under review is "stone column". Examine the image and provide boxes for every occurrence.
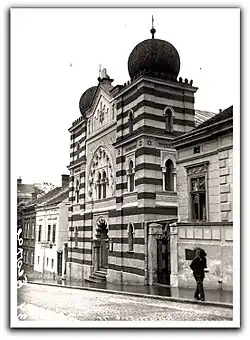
[173,169,177,191]
[169,222,178,287]
[162,168,166,191]
[148,223,163,285]
[62,242,68,280]
[93,240,100,272]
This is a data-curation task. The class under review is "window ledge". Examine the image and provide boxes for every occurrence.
[127,251,134,253]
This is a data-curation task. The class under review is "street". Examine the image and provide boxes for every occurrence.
[17,283,233,322]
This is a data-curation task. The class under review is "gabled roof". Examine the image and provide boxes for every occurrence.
[24,187,61,208]
[196,105,233,129]
[173,105,233,149]
[194,110,217,127]
[41,184,69,206]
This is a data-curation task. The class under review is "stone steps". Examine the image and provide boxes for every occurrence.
[86,268,107,283]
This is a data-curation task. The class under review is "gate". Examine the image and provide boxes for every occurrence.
[57,251,62,276]
[157,228,171,285]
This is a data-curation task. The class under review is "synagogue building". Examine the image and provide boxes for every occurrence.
[66,25,233,289]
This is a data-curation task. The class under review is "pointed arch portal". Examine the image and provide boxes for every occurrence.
[95,217,109,270]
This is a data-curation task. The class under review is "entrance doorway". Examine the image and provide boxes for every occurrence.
[157,226,171,285]
[95,217,109,271]
[99,226,108,269]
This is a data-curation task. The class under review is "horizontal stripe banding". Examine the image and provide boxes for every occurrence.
[116,112,194,132]
[108,206,177,217]
[135,178,162,186]
[68,215,83,222]
[80,171,86,178]
[69,156,86,167]
[109,250,145,260]
[116,170,127,177]
[69,222,143,232]
[69,225,93,232]
[70,145,85,157]
[116,196,123,203]
[135,163,162,171]
[116,126,183,144]
[116,86,194,111]
[70,128,84,140]
[70,136,86,149]
[116,182,128,190]
[67,258,91,265]
[84,212,93,220]
[68,247,92,255]
[116,155,126,164]
[117,102,195,122]
[69,237,92,243]
[137,192,156,199]
[135,147,161,158]
[68,237,144,244]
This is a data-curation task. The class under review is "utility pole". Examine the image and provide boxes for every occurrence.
[42,209,47,280]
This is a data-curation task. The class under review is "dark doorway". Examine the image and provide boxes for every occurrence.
[157,227,171,285]
[99,226,109,269]
[57,251,62,276]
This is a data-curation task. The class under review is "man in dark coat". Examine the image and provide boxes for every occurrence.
[190,248,208,301]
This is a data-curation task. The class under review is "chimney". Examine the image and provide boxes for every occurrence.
[61,174,69,187]
[219,109,222,113]
[17,177,22,185]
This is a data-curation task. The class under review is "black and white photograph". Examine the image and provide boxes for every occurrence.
[9,6,240,328]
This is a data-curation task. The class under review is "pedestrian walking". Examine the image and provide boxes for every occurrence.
[190,248,208,301]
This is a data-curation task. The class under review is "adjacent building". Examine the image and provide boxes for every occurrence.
[22,175,69,276]
[34,176,69,279]
[172,106,233,290]
[17,177,38,205]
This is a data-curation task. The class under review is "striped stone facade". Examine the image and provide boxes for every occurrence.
[66,75,197,285]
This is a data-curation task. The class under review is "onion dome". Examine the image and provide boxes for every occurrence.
[79,86,97,115]
[128,20,180,81]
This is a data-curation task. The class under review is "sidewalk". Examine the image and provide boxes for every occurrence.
[27,277,233,308]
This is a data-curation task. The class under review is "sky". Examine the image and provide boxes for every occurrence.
[10,7,240,187]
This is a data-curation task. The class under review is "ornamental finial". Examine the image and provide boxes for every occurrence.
[150,15,156,39]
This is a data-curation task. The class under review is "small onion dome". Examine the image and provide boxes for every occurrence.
[128,38,180,81]
[79,86,97,115]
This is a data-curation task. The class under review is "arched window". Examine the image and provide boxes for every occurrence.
[102,171,107,199]
[128,109,134,133]
[98,172,102,199]
[164,108,174,132]
[128,223,134,252]
[75,179,80,203]
[165,159,174,191]
[128,160,135,192]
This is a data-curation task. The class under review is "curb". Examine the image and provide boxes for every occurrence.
[27,281,233,310]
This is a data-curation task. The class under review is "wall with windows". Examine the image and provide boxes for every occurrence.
[174,131,233,289]
[176,133,233,223]
[34,202,69,276]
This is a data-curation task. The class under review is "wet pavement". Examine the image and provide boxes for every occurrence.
[27,277,233,305]
[17,283,233,322]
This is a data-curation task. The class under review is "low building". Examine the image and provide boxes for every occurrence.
[172,105,233,290]
[22,175,69,275]
[34,176,69,279]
